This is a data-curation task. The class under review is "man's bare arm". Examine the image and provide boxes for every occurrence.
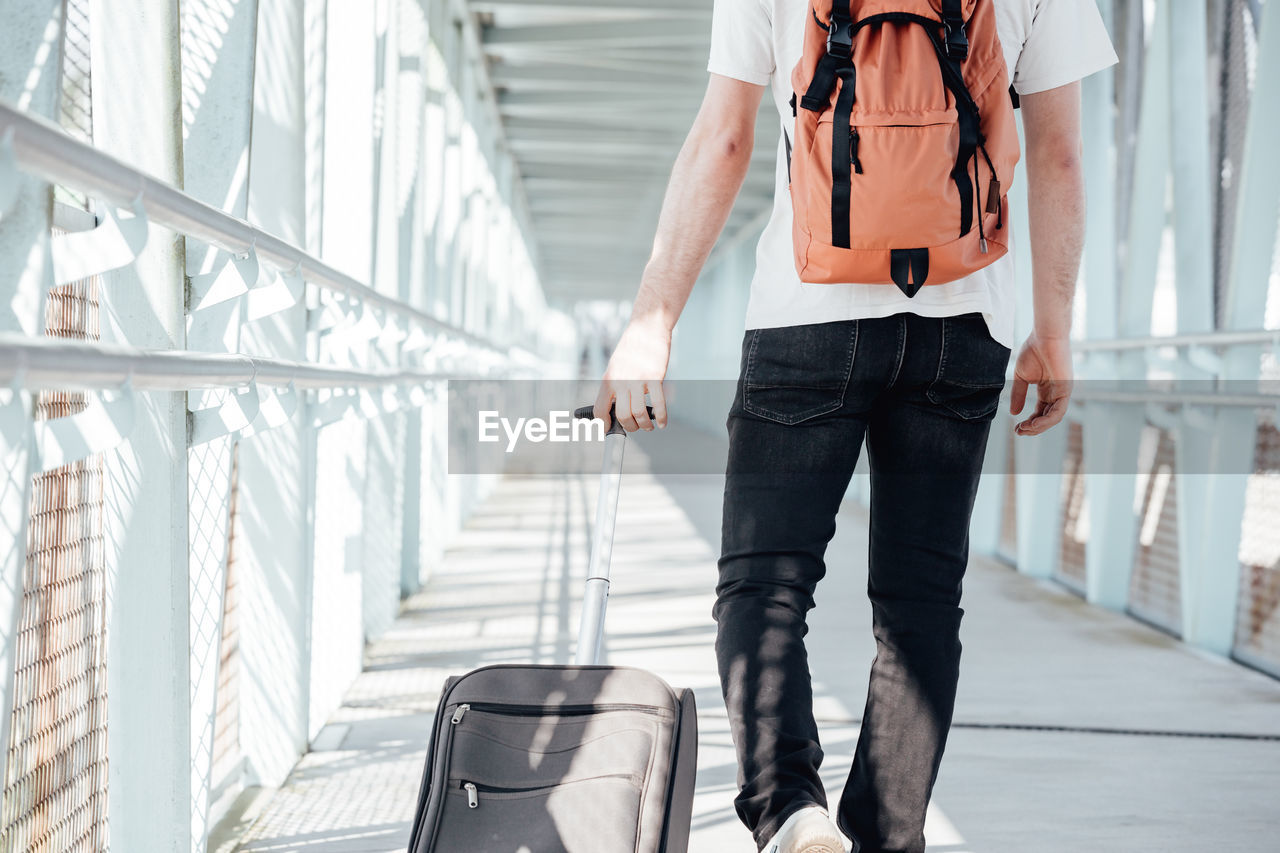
[1010,81,1086,436]
[594,74,766,431]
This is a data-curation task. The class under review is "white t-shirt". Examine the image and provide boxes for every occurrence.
[707,0,1118,348]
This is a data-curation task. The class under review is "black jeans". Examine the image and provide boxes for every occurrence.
[713,313,1011,853]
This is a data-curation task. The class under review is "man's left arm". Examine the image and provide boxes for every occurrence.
[1010,80,1086,436]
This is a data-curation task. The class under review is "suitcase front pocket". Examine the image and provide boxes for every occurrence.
[422,702,667,851]
[450,703,664,790]
[434,773,645,852]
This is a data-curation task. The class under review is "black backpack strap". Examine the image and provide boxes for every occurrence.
[786,95,795,181]
[801,3,854,111]
[784,126,793,183]
[926,24,980,237]
[830,65,858,247]
[941,0,969,61]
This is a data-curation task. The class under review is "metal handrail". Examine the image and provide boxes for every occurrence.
[1073,329,1280,352]
[1071,388,1280,407]
[0,334,486,392]
[0,99,512,358]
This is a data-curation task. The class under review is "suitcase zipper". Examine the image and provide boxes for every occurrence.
[408,684,460,853]
[460,701,669,717]
[458,774,642,808]
[433,663,683,711]
[424,705,466,851]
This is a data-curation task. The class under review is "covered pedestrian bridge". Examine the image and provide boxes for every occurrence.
[0,1,1277,851]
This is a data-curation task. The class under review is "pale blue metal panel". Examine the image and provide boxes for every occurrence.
[1083,0,1166,604]
[1014,427,1069,579]
[1077,0,1144,608]
[1168,0,1216,334]
[1119,0,1169,338]
[1083,403,1145,607]
[1178,0,1280,653]
[1082,0,1118,343]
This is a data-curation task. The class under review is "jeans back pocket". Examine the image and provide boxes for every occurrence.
[925,313,1012,421]
[742,322,858,425]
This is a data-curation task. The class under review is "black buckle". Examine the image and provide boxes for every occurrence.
[827,16,854,59]
[943,20,969,60]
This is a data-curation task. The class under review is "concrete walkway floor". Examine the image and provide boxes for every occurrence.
[221,431,1280,853]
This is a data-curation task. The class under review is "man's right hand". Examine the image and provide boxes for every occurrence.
[593,320,671,432]
[588,74,761,433]
[1009,332,1073,436]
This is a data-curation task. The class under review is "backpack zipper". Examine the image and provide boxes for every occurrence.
[979,141,1002,229]
[849,129,863,174]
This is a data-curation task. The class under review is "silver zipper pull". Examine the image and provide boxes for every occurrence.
[451,704,470,724]
[464,781,478,808]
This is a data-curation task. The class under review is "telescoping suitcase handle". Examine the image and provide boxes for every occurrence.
[569,403,654,666]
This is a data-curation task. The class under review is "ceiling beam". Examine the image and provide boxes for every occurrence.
[503,124,677,145]
[511,142,682,161]
[500,105,700,123]
[472,0,710,12]
[499,89,702,108]
[519,162,673,180]
[488,63,706,88]
[482,21,710,50]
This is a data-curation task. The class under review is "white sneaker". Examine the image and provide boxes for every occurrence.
[760,805,849,853]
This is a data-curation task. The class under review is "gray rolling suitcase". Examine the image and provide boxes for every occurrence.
[406,406,698,853]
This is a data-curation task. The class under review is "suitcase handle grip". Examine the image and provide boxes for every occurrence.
[573,403,656,435]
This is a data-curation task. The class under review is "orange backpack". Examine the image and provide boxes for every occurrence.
[788,0,1020,296]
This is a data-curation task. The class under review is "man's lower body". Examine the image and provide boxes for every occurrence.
[713,312,1012,853]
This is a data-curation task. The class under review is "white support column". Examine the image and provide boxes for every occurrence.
[372,0,399,300]
[306,0,376,743]
[1179,0,1280,654]
[1176,418,1253,653]
[1168,0,1215,334]
[359,0,406,640]
[1078,0,1143,609]
[1081,0,1118,337]
[0,1,60,336]
[238,0,313,785]
[88,2,192,851]
[397,0,429,598]
[1082,401,1144,607]
[1118,0,1170,338]
[1013,426,1068,579]
[304,0,327,258]
[179,1,259,846]
[321,0,376,280]
[0,0,62,802]
[1082,0,1167,603]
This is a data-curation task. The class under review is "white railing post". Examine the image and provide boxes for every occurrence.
[88,1,192,850]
